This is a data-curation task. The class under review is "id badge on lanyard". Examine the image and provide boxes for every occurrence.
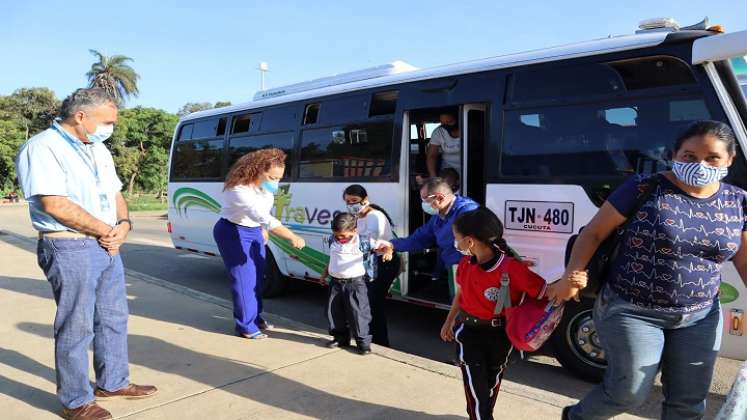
[80,144,111,213]
[89,151,111,213]
[99,192,111,212]
[55,123,111,213]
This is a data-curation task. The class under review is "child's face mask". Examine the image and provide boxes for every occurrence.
[454,236,473,256]
[334,233,355,244]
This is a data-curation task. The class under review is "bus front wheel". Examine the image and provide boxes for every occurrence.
[551,298,606,383]
[262,250,289,298]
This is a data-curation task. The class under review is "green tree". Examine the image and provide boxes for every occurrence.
[214,101,232,108]
[177,102,212,117]
[109,107,178,196]
[0,118,25,192]
[6,88,60,140]
[86,49,140,105]
[0,89,59,192]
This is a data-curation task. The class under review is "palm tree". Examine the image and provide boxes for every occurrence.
[86,49,140,105]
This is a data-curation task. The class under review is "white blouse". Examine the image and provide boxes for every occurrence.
[220,185,282,230]
[357,208,393,242]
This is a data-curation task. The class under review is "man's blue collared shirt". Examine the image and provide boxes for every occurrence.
[15,122,123,232]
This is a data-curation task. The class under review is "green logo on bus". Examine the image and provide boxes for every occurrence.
[720,282,740,305]
[173,187,221,216]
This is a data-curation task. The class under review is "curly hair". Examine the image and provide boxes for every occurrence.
[224,148,287,190]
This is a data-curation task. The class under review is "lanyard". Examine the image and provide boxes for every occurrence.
[52,122,101,185]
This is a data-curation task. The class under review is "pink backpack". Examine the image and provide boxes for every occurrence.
[494,272,565,352]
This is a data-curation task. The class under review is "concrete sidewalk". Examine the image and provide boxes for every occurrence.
[0,232,636,420]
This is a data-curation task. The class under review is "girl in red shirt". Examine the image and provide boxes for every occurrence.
[440,207,584,420]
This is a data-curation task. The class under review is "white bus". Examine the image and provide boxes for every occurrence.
[167,18,747,381]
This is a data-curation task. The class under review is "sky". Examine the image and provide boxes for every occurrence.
[2,1,747,114]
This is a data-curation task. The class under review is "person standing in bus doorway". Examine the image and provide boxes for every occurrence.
[547,121,747,420]
[378,178,479,299]
[213,148,306,340]
[342,184,400,347]
[427,111,462,179]
[15,88,157,420]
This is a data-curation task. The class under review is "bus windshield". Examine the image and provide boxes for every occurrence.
[730,56,747,97]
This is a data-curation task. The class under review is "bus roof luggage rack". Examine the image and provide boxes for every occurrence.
[253,61,418,101]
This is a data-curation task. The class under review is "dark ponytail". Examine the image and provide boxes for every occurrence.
[492,236,521,260]
[454,207,520,259]
[342,184,395,227]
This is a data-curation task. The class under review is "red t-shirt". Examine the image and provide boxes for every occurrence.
[456,254,547,320]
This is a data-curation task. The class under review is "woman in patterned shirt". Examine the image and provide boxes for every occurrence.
[552,121,747,420]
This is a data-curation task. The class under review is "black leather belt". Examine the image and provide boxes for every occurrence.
[330,276,364,283]
[460,312,504,328]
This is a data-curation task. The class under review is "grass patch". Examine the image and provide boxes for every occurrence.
[125,194,168,212]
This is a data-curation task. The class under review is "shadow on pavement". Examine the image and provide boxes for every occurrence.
[16,321,463,420]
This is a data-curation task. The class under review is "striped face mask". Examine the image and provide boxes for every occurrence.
[672,161,728,187]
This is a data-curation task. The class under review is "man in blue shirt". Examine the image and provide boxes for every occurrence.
[379,178,479,298]
[15,88,157,420]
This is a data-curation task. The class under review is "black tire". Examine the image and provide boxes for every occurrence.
[262,249,289,298]
[551,298,606,383]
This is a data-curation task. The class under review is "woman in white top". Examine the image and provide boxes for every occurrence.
[342,184,399,346]
[427,112,461,179]
[213,148,305,340]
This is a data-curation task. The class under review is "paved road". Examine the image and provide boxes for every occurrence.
[1,204,738,418]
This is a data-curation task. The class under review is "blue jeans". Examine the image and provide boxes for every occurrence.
[37,238,130,409]
[569,286,722,420]
[213,219,266,335]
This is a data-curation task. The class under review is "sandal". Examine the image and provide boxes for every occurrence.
[258,321,274,330]
[238,331,268,340]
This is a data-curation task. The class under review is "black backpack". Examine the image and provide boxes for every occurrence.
[564,174,661,297]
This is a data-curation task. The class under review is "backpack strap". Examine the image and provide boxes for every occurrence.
[493,271,512,317]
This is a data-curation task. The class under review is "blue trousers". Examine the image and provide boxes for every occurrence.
[569,286,723,420]
[36,238,130,409]
[213,218,266,335]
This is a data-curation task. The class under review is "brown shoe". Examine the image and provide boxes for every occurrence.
[62,402,112,420]
[94,383,158,400]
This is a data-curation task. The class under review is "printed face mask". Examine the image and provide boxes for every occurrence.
[672,161,728,187]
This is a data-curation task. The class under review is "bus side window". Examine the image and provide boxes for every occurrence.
[227,132,295,180]
[501,96,711,179]
[304,103,320,125]
[171,117,226,180]
[232,113,254,134]
[500,57,707,182]
[298,121,395,180]
[178,124,193,141]
[369,90,398,117]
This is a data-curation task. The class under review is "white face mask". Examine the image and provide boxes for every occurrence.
[454,237,472,256]
[86,123,114,143]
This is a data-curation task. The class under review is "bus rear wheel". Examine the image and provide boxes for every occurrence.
[262,250,288,298]
[551,298,606,383]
